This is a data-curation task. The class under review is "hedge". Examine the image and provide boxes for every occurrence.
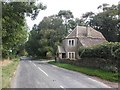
[79,42,120,59]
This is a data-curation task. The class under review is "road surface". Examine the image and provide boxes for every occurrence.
[11,59,111,88]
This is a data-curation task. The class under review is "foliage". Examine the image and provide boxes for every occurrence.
[79,42,120,59]
[46,51,52,59]
[58,10,74,19]
[58,10,74,34]
[19,49,28,56]
[89,4,119,42]
[81,3,120,42]
[68,18,85,30]
[25,15,66,58]
[49,61,119,82]
[114,48,120,59]
[2,2,46,58]
[82,11,95,26]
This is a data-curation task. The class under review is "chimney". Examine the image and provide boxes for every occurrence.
[76,24,78,37]
[86,25,89,37]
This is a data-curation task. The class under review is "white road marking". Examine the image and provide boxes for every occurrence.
[52,65,58,68]
[32,63,48,77]
[60,85,64,88]
[88,78,111,88]
[33,63,37,67]
[38,67,48,77]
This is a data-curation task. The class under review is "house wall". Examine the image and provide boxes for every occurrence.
[76,38,83,59]
[62,38,82,59]
[59,53,62,59]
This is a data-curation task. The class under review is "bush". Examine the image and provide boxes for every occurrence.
[46,51,52,59]
[20,49,28,56]
[79,42,120,59]
[78,42,120,72]
[114,48,120,59]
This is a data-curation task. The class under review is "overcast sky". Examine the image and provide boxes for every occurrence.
[26,0,119,30]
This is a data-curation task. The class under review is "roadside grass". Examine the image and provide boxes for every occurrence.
[2,59,19,88]
[0,66,2,89]
[48,61,119,82]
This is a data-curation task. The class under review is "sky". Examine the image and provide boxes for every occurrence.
[25,0,120,30]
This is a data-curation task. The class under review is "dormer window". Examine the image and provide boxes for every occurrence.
[68,39,75,46]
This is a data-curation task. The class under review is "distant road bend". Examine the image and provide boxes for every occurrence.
[11,58,111,88]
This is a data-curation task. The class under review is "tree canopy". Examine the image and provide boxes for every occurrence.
[25,15,66,58]
[2,1,46,58]
[91,4,119,41]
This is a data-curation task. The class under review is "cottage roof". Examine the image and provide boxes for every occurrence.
[66,26,106,39]
[58,45,66,53]
[79,37,107,47]
[65,26,107,47]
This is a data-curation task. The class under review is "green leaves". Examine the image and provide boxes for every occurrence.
[90,4,119,42]
[79,42,120,59]
[58,10,74,19]
[25,15,67,58]
[2,1,46,58]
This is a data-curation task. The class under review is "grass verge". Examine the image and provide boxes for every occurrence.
[2,59,19,88]
[48,61,119,82]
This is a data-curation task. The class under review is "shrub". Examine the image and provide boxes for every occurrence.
[46,51,52,59]
[78,42,120,72]
[114,48,120,59]
[79,42,120,59]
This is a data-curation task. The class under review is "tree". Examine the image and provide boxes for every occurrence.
[97,3,109,11]
[25,15,66,58]
[90,4,119,42]
[58,10,74,19]
[82,11,95,26]
[2,1,46,58]
[118,2,120,41]
[68,18,85,30]
[38,15,66,39]
[58,10,74,34]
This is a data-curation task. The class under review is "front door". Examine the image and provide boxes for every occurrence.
[62,53,66,58]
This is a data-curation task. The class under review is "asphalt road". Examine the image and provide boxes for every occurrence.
[11,59,111,88]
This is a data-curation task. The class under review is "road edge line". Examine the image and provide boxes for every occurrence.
[38,67,48,77]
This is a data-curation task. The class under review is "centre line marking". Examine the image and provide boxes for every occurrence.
[38,67,48,77]
[60,85,64,88]
[33,63,37,67]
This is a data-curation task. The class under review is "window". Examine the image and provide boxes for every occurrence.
[68,39,75,46]
[68,52,75,59]
[72,53,74,59]
[69,53,71,58]
[72,40,74,46]
[69,40,71,46]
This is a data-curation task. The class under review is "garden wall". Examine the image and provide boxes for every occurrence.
[59,58,118,72]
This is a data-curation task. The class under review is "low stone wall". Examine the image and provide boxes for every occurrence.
[59,58,118,72]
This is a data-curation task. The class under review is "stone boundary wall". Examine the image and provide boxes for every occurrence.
[59,58,118,72]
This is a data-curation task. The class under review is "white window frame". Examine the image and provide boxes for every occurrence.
[68,39,75,46]
[68,52,75,59]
